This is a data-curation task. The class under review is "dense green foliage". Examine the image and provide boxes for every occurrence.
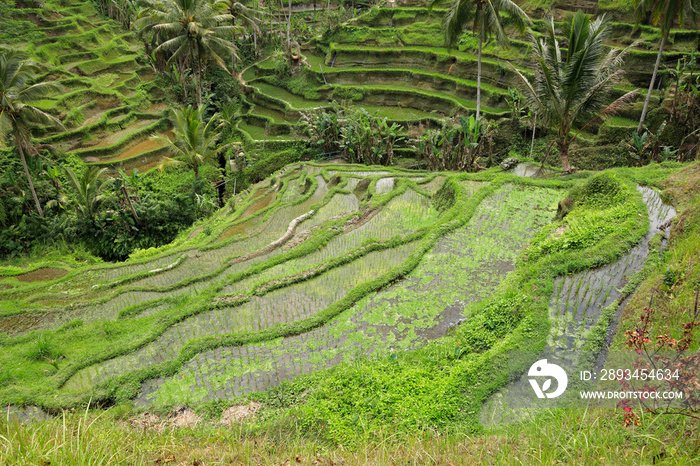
[514,12,639,172]
[2,0,700,461]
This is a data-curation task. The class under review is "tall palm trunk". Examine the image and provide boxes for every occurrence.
[253,0,259,55]
[231,15,237,73]
[637,32,667,134]
[287,0,292,48]
[558,138,571,173]
[16,133,44,217]
[476,32,482,120]
[197,52,204,107]
[178,55,189,101]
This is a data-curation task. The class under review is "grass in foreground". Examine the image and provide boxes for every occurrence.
[1,404,698,465]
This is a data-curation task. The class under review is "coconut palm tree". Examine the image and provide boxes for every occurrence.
[63,166,111,221]
[512,12,639,173]
[435,0,530,119]
[135,0,236,105]
[215,0,261,72]
[154,105,221,179]
[634,0,700,134]
[0,50,64,217]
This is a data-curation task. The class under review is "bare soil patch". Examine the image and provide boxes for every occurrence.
[220,401,261,425]
[14,268,68,282]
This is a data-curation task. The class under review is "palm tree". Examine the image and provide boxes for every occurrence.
[512,12,639,173]
[435,0,530,119]
[63,166,111,221]
[135,0,236,106]
[0,50,64,217]
[215,0,261,72]
[154,105,221,179]
[634,0,700,134]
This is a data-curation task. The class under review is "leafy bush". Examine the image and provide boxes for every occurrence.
[459,293,528,353]
[207,66,241,109]
[331,86,365,102]
[245,149,301,183]
[431,180,456,212]
[76,191,201,261]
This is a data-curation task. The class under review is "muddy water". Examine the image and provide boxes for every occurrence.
[374,177,395,194]
[89,119,156,149]
[480,185,677,426]
[3,406,49,423]
[0,308,85,337]
[218,191,277,241]
[512,162,556,179]
[12,268,69,282]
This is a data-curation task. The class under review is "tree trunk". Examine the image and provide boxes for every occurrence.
[198,54,203,107]
[287,0,292,48]
[253,0,259,54]
[191,46,202,107]
[122,185,140,223]
[476,31,482,120]
[231,15,237,73]
[16,136,44,217]
[558,139,571,173]
[179,56,188,101]
[530,112,537,159]
[637,32,667,134]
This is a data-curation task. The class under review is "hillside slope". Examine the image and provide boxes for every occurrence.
[2,0,170,174]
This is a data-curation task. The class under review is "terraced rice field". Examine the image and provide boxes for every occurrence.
[480,185,677,426]
[235,0,699,148]
[5,0,170,173]
[1,163,664,412]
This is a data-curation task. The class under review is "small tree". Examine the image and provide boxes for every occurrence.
[134,0,237,105]
[214,0,262,71]
[416,115,492,172]
[63,166,111,221]
[435,0,530,119]
[154,105,221,179]
[513,12,639,173]
[634,0,700,134]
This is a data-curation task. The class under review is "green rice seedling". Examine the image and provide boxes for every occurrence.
[143,185,562,405]
[63,242,420,393]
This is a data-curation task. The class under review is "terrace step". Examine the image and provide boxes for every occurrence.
[320,83,508,117]
[327,44,528,91]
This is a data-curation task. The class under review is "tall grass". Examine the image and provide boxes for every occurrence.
[1,404,697,465]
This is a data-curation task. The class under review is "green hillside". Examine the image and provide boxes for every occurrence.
[1,0,700,463]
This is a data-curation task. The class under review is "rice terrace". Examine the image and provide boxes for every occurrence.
[1,0,700,463]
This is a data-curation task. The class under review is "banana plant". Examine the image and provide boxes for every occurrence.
[625,131,648,166]
[378,119,404,166]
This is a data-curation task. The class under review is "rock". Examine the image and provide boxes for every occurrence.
[500,157,520,170]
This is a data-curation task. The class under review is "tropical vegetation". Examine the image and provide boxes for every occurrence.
[0,50,64,217]
[155,105,223,179]
[435,0,530,119]
[1,0,700,462]
[634,0,700,134]
[512,12,639,172]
